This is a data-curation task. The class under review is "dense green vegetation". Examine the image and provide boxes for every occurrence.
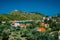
[0,20,59,40]
[0,25,58,40]
[0,10,44,21]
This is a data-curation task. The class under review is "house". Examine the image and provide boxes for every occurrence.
[11,20,34,27]
[52,19,56,22]
[56,20,60,24]
[1,21,6,25]
[43,17,46,20]
[45,23,49,28]
[36,27,46,32]
[58,30,60,40]
[40,22,49,28]
[11,20,20,27]
[19,24,26,28]
[2,21,6,24]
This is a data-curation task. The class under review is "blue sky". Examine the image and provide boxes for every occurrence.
[0,0,60,16]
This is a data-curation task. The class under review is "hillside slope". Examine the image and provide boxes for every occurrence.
[0,10,44,21]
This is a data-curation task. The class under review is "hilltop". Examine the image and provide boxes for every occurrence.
[0,10,45,21]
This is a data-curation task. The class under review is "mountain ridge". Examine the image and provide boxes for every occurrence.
[0,10,45,21]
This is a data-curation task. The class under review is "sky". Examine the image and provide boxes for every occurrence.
[0,0,60,16]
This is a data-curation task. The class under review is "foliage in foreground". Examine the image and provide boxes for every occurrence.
[0,24,58,40]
